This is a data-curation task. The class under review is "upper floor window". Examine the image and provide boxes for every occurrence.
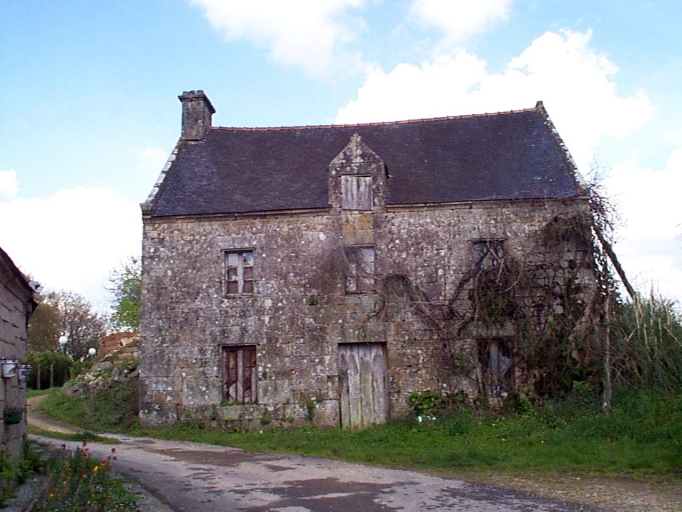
[472,240,504,270]
[341,175,373,210]
[345,246,375,293]
[225,250,254,295]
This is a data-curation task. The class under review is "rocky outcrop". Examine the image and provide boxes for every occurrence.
[66,338,139,396]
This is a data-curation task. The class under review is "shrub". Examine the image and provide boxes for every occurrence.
[408,390,444,416]
[612,294,682,392]
[27,351,73,389]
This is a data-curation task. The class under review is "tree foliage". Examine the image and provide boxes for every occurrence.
[27,291,107,360]
[27,351,73,389]
[108,256,141,332]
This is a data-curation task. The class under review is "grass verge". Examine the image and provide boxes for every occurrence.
[40,380,138,433]
[41,386,682,476]
[27,425,119,444]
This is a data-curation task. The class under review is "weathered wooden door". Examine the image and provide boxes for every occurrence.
[338,343,388,429]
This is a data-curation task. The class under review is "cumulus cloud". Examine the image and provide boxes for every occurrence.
[136,147,169,177]
[409,0,512,43]
[0,184,141,308]
[0,170,18,198]
[335,28,678,298]
[336,30,654,172]
[604,149,682,300]
[189,0,367,78]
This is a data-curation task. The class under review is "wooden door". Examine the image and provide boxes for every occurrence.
[338,343,388,429]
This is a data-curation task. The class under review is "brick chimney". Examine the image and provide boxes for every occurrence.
[179,90,215,141]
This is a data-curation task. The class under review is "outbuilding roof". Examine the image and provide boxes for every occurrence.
[146,102,583,217]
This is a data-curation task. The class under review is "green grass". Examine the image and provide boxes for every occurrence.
[27,389,51,398]
[40,380,139,432]
[27,425,119,445]
[41,386,682,475]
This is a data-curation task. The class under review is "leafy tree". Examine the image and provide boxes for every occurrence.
[27,351,72,389]
[26,297,61,352]
[108,256,141,331]
[27,291,107,360]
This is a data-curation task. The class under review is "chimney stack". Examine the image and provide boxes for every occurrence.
[179,90,215,141]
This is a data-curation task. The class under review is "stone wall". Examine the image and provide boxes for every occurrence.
[140,197,595,429]
[0,253,34,457]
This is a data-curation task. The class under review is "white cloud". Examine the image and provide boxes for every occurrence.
[0,170,18,198]
[410,0,512,43]
[604,149,682,300]
[0,185,141,309]
[136,147,169,177]
[335,29,681,299]
[336,30,654,172]
[189,0,367,78]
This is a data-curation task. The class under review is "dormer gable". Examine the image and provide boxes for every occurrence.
[329,133,388,212]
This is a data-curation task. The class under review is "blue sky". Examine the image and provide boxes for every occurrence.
[1,0,681,309]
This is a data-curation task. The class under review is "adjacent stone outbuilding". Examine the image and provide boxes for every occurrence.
[0,247,36,456]
[139,91,597,429]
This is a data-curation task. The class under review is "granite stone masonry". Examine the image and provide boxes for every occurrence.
[0,247,36,457]
[139,92,597,430]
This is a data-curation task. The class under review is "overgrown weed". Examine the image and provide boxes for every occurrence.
[33,442,138,512]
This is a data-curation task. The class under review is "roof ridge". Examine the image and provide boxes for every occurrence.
[208,105,540,132]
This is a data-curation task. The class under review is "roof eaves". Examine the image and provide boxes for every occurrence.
[0,246,37,310]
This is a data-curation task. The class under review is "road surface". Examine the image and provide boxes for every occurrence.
[31,433,601,512]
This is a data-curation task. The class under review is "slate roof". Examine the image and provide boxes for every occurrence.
[147,103,583,217]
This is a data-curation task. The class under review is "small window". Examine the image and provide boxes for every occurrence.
[472,240,504,270]
[342,175,373,210]
[223,345,258,404]
[345,246,375,293]
[478,338,513,398]
[225,250,254,295]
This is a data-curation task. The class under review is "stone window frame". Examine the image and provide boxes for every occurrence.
[345,246,375,294]
[224,248,254,296]
[222,345,258,404]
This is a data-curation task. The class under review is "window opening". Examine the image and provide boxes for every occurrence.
[472,240,504,270]
[225,250,254,295]
[341,175,373,210]
[223,345,258,404]
[478,338,513,397]
[345,246,375,293]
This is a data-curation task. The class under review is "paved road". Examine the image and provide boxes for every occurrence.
[31,434,602,512]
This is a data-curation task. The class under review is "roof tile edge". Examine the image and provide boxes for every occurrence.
[206,105,541,132]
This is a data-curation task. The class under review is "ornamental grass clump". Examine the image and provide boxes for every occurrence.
[34,441,138,512]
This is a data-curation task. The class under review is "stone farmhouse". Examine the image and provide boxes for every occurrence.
[0,247,36,456]
[139,91,597,430]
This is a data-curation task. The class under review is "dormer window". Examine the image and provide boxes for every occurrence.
[330,134,385,212]
[342,175,373,211]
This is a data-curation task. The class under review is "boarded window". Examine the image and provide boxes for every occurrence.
[223,345,258,404]
[472,240,504,269]
[345,246,375,293]
[225,250,254,295]
[478,338,513,398]
[341,175,373,210]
